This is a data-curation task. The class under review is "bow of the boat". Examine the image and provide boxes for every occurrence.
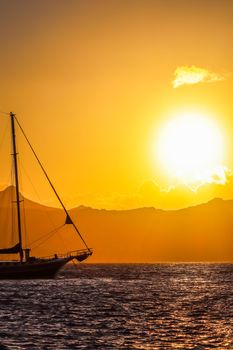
[67,248,93,262]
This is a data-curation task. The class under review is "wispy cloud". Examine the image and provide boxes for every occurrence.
[182,165,232,192]
[172,65,226,88]
[40,171,233,211]
[140,166,231,194]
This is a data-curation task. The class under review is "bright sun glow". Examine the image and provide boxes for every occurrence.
[157,112,228,188]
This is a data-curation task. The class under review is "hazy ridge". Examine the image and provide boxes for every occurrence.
[1,187,233,262]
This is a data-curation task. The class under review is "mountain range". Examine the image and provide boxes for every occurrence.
[0,186,233,262]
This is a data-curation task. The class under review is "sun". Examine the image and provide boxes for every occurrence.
[157,112,226,187]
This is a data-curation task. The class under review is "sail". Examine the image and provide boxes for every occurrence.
[0,243,21,254]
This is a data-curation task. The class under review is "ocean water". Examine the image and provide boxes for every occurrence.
[0,264,233,349]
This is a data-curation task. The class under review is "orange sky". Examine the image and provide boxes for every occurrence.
[0,0,232,210]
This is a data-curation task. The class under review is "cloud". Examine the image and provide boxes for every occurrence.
[172,65,225,88]
[41,170,233,211]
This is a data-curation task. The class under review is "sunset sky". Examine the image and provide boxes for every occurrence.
[0,0,232,210]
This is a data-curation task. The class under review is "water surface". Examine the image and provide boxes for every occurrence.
[0,264,233,349]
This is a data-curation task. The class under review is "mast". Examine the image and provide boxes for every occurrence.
[10,112,23,262]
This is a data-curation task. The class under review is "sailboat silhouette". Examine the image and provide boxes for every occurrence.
[0,112,92,278]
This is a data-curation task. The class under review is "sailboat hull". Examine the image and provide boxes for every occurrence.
[0,257,72,279]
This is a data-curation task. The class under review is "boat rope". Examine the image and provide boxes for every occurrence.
[30,224,64,249]
[18,155,67,249]
[14,116,91,251]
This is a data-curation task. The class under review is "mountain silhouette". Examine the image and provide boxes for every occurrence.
[0,186,233,262]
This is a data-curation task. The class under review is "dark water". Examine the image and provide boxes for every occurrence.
[0,264,233,349]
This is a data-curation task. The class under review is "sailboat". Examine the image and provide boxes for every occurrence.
[0,112,92,279]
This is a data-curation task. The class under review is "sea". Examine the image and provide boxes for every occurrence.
[0,264,233,350]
